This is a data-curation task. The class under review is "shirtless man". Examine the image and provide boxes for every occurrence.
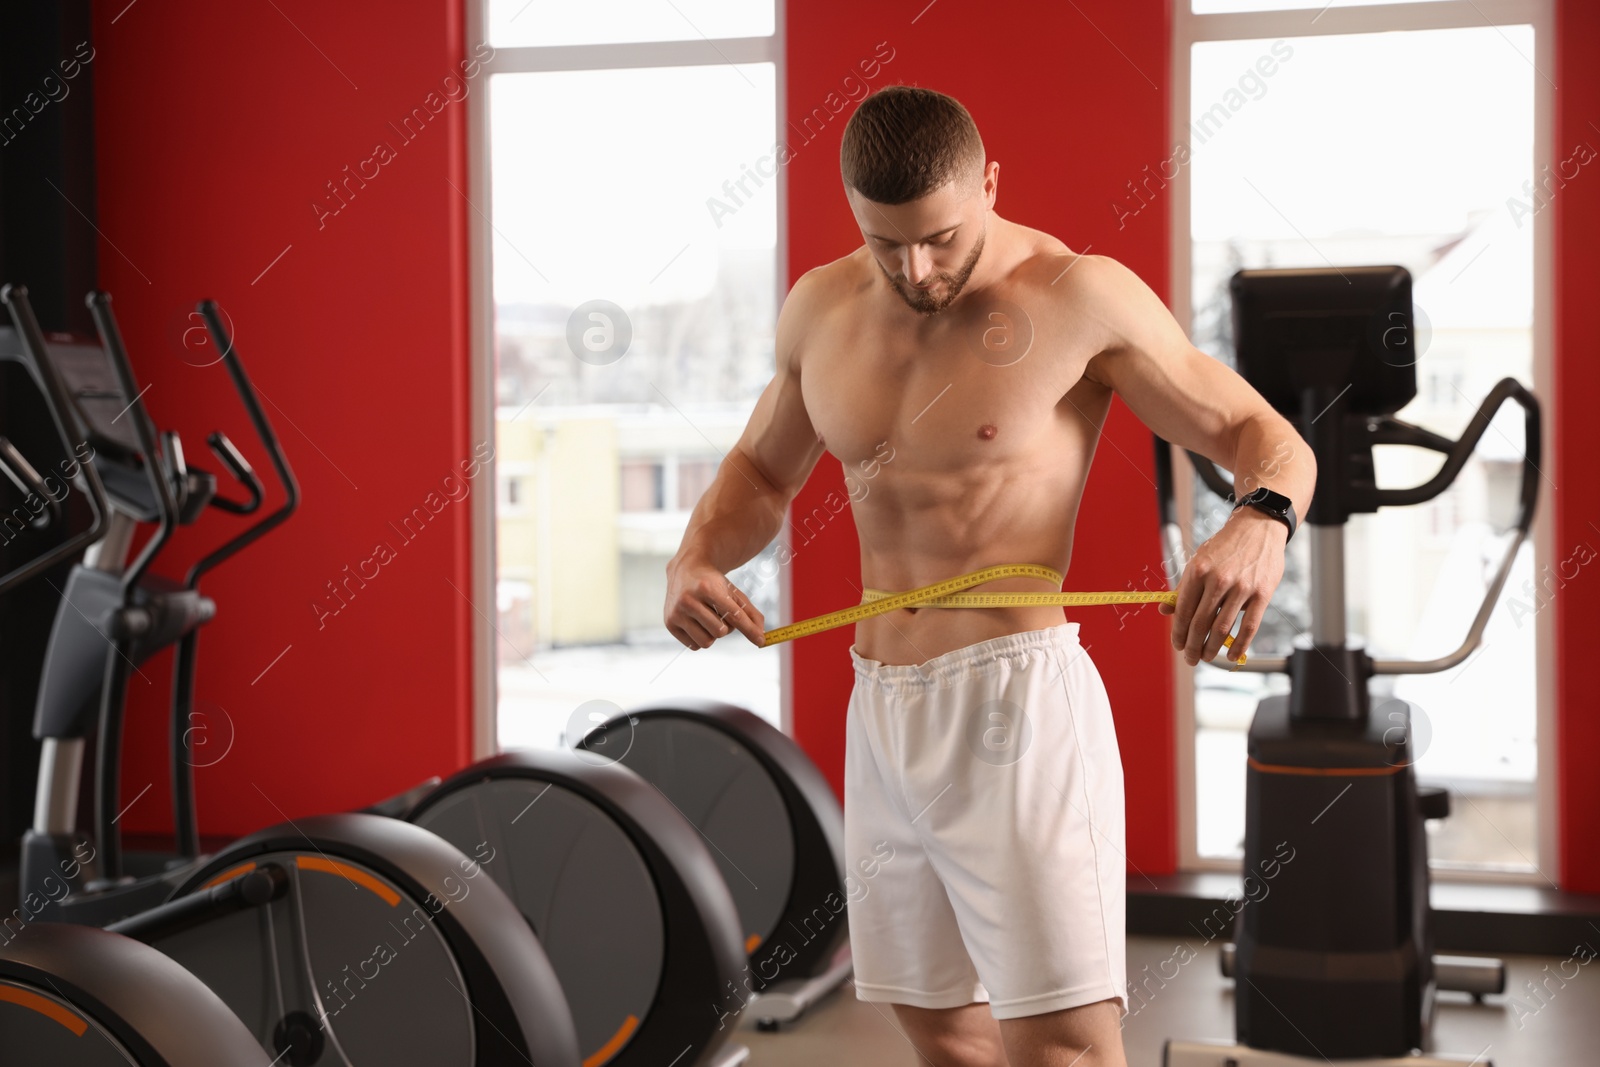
[664,85,1313,1067]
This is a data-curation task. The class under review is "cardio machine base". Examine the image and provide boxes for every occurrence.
[1163,1040,1493,1066]
[712,1043,752,1066]
[751,942,854,1029]
[18,828,187,926]
[1234,691,1436,1058]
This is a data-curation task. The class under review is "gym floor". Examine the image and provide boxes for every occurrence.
[738,938,1598,1066]
[8,846,1591,1065]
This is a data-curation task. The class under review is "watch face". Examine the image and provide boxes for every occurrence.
[1249,487,1288,511]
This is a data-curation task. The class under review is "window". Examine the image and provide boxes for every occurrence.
[619,461,664,512]
[1173,0,1554,879]
[677,458,720,511]
[470,4,785,752]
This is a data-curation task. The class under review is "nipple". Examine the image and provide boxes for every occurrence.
[978,424,998,440]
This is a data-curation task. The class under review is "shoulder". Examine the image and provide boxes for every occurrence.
[775,253,869,377]
[990,218,1137,308]
[1010,251,1166,386]
[785,250,877,313]
[780,251,878,330]
[1018,246,1139,302]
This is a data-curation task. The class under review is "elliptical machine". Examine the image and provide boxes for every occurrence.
[49,292,754,1067]
[5,285,580,1067]
[0,284,275,1066]
[1160,266,1531,1066]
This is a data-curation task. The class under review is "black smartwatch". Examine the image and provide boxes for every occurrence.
[1234,486,1297,541]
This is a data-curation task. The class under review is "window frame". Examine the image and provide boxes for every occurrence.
[1169,0,1558,883]
[466,3,789,758]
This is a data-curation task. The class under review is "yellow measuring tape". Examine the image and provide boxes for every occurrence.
[759,563,1243,665]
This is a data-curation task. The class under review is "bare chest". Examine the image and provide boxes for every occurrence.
[801,297,1106,484]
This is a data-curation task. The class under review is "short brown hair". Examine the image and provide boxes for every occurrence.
[839,85,985,204]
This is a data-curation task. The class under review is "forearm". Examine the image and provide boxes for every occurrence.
[668,446,789,577]
[1230,413,1316,531]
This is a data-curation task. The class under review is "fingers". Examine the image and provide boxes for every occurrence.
[669,620,716,650]
[1180,577,1227,665]
[718,580,767,645]
[668,574,766,650]
[1202,587,1250,663]
[682,597,734,646]
[1170,571,1205,658]
[1229,598,1267,663]
[1173,568,1251,666]
[667,591,725,650]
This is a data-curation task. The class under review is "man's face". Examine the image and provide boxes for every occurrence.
[848,166,993,316]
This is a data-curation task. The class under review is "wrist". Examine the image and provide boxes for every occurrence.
[1231,501,1291,542]
[668,550,718,580]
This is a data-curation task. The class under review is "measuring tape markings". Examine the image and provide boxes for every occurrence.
[758,562,1243,664]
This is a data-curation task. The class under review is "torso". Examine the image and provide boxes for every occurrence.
[799,218,1115,666]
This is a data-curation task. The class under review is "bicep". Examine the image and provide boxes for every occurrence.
[1080,257,1270,467]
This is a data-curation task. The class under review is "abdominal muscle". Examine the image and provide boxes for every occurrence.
[847,468,1090,667]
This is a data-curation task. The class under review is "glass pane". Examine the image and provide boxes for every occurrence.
[1187,27,1539,873]
[1193,0,1454,12]
[488,0,774,48]
[676,459,719,509]
[489,64,782,750]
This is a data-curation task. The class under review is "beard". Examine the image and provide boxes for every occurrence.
[878,228,986,316]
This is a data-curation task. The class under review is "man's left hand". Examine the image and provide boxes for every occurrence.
[1158,506,1288,667]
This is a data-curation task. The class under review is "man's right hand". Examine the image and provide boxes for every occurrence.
[664,559,767,650]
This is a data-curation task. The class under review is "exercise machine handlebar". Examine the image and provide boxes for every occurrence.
[172,299,300,858]
[204,429,264,514]
[0,284,110,594]
[1369,377,1539,676]
[0,434,62,529]
[1157,375,1540,677]
[86,290,180,594]
[181,299,299,590]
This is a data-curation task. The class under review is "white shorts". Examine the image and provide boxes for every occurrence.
[843,622,1127,1020]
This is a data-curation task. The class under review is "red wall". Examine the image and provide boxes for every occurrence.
[783,0,1179,874]
[92,1,476,835]
[1553,0,1600,893]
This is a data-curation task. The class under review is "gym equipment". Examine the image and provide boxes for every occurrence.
[578,698,854,1030]
[0,284,272,1067]
[407,745,753,1067]
[144,814,578,1067]
[4,285,580,1066]
[0,295,108,589]
[2,914,277,1065]
[47,293,755,1066]
[1159,266,1527,1066]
